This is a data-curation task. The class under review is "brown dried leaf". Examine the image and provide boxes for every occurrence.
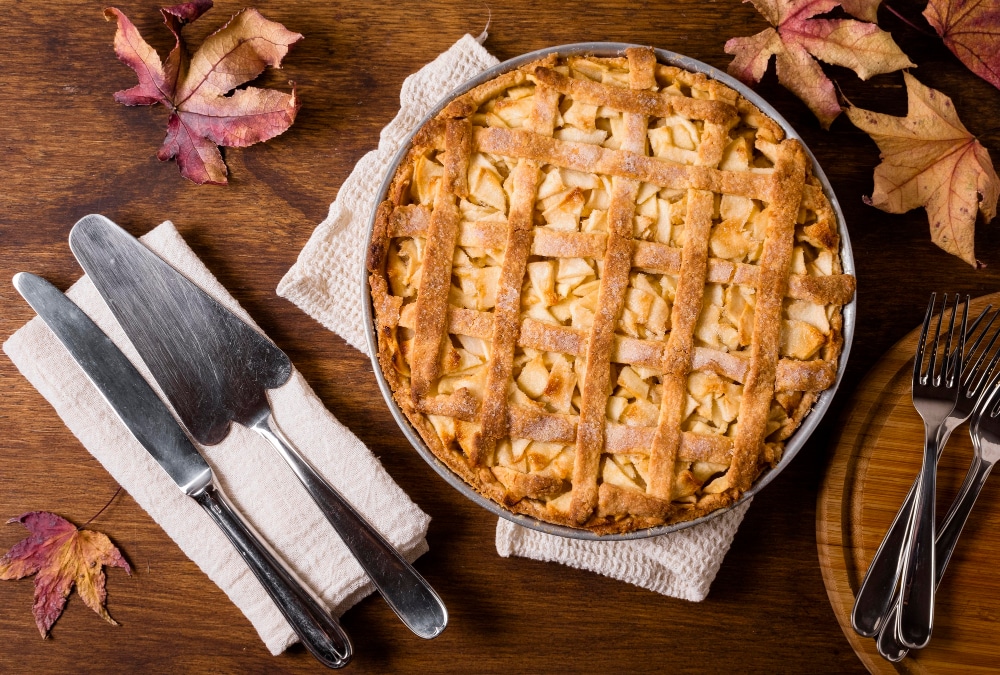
[924,0,1000,90]
[840,0,882,22]
[846,73,1000,267]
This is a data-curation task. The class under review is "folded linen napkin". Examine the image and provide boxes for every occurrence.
[277,34,749,602]
[3,221,431,654]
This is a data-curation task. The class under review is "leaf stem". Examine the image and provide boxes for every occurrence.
[884,4,937,38]
[83,486,124,527]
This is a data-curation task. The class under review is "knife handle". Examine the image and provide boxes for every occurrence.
[194,483,353,668]
[252,415,448,640]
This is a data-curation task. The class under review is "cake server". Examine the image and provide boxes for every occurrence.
[12,272,352,668]
[68,214,447,640]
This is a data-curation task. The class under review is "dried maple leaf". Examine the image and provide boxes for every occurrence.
[840,0,882,22]
[725,0,914,127]
[0,512,131,637]
[924,0,1000,90]
[105,1,302,184]
[846,72,1000,267]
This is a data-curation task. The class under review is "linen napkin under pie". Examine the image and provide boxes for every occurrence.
[277,34,750,601]
[3,222,431,655]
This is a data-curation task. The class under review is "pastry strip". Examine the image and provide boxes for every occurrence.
[569,48,653,524]
[389,213,854,305]
[647,189,715,500]
[397,309,838,390]
[474,127,774,201]
[529,65,739,126]
[728,142,807,490]
[473,86,561,465]
[407,120,470,400]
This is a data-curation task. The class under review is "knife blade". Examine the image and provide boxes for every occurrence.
[68,214,447,640]
[13,272,352,668]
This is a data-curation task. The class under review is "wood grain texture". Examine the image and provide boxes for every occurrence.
[819,293,1000,674]
[2,1,1000,672]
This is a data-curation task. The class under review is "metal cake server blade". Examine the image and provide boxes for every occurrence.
[13,271,352,668]
[68,214,446,639]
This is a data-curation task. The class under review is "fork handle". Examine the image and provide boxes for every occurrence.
[876,456,992,661]
[935,458,993,575]
[896,428,940,649]
[851,427,951,637]
[851,475,920,636]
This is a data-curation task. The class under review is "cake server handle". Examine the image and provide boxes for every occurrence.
[249,412,448,640]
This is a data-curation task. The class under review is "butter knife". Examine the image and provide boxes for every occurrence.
[68,214,447,640]
[13,272,352,669]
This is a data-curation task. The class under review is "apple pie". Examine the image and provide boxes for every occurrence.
[367,46,855,534]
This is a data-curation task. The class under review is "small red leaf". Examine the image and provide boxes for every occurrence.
[105,8,170,107]
[160,2,213,94]
[162,1,212,24]
[158,113,229,185]
[0,512,131,637]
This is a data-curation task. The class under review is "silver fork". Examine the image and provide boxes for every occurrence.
[852,303,995,636]
[878,363,1000,660]
[897,293,969,649]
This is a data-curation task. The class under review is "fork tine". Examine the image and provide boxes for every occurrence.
[965,304,993,344]
[965,310,1000,397]
[962,308,998,384]
[971,334,1000,397]
[940,294,961,385]
[915,293,937,385]
[949,295,969,386]
[973,369,1000,426]
[927,294,947,384]
[988,373,1000,418]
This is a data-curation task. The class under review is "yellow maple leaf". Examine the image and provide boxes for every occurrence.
[846,72,1000,267]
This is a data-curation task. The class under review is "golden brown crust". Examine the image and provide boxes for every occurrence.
[474,88,558,465]
[367,48,854,534]
[728,141,807,492]
[648,189,715,499]
[474,127,775,200]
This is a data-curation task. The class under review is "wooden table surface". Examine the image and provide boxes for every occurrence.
[3,1,999,672]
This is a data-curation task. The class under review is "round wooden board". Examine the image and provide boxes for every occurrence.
[818,292,1000,674]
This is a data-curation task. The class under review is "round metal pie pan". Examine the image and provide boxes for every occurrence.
[362,42,856,541]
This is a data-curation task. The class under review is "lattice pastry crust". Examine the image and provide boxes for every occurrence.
[367,47,856,534]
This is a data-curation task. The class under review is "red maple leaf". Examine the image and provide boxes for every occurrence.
[725,0,914,127]
[0,512,131,637]
[105,1,303,184]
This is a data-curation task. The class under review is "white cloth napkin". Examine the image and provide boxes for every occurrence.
[3,222,431,654]
[277,34,750,602]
